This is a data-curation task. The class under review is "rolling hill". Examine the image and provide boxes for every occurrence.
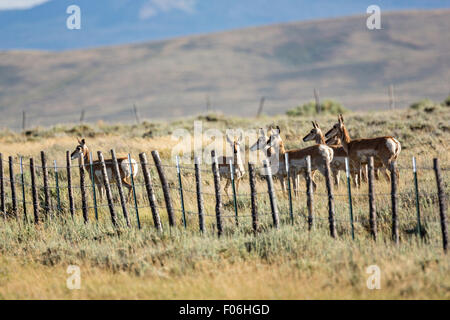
[0,9,449,129]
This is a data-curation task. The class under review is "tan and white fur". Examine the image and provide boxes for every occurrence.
[325,114,401,188]
[70,138,139,201]
[253,126,333,193]
[217,133,245,198]
[303,121,353,189]
[250,127,300,196]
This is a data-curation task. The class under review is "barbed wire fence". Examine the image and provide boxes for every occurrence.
[0,150,448,252]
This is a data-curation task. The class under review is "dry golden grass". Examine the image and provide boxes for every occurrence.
[0,107,449,299]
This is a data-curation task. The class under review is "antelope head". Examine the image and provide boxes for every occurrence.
[250,128,267,152]
[71,138,88,161]
[303,121,323,143]
[226,132,243,156]
[325,114,345,140]
[267,125,283,149]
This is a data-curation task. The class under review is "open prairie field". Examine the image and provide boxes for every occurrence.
[0,105,449,299]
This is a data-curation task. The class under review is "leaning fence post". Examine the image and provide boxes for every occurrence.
[88,152,98,221]
[78,157,88,223]
[433,158,448,253]
[248,163,259,233]
[54,160,61,214]
[194,157,205,234]
[111,150,131,227]
[306,155,314,231]
[9,156,17,218]
[285,153,294,225]
[325,158,337,238]
[345,158,355,240]
[128,153,140,229]
[20,157,27,222]
[263,160,279,228]
[66,151,75,218]
[0,153,5,216]
[368,157,377,241]
[151,150,176,227]
[98,151,117,228]
[390,161,399,244]
[40,151,50,217]
[412,157,423,239]
[211,150,224,237]
[139,153,162,231]
[176,156,187,229]
[30,158,39,224]
[229,160,239,226]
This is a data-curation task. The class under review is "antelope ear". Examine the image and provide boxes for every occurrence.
[276,125,281,133]
[226,134,233,145]
[315,121,321,129]
[311,121,316,128]
[81,138,86,145]
[77,137,82,144]
[339,114,344,123]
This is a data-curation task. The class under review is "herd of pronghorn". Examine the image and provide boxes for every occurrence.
[70,114,401,202]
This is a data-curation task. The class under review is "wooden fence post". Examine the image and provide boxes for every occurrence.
[368,157,377,241]
[229,160,239,226]
[324,158,337,238]
[78,157,88,223]
[263,160,279,228]
[194,157,205,233]
[30,158,39,224]
[66,151,75,218]
[139,153,162,231]
[306,156,314,231]
[285,153,294,225]
[248,163,259,233]
[98,151,117,227]
[0,153,5,216]
[111,150,131,227]
[88,152,99,221]
[54,160,61,214]
[9,156,17,218]
[211,150,224,237]
[20,157,27,222]
[128,153,140,229]
[390,161,399,244]
[345,157,355,240]
[40,151,50,217]
[151,150,176,227]
[176,156,187,228]
[412,157,423,238]
[433,158,448,253]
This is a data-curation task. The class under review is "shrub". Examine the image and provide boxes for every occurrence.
[409,99,442,113]
[286,99,348,117]
[443,95,450,107]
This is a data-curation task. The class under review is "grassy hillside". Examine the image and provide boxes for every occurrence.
[0,9,449,129]
[0,106,448,299]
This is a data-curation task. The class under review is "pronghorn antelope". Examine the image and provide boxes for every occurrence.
[70,138,139,201]
[252,126,333,193]
[303,121,352,189]
[250,127,300,195]
[217,133,245,198]
[325,131,384,183]
[325,114,401,187]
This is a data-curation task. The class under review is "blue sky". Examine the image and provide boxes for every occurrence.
[0,0,449,50]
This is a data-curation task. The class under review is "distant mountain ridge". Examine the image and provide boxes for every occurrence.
[0,9,449,129]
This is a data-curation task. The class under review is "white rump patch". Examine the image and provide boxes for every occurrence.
[120,158,139,178]
[385,139,396,155]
